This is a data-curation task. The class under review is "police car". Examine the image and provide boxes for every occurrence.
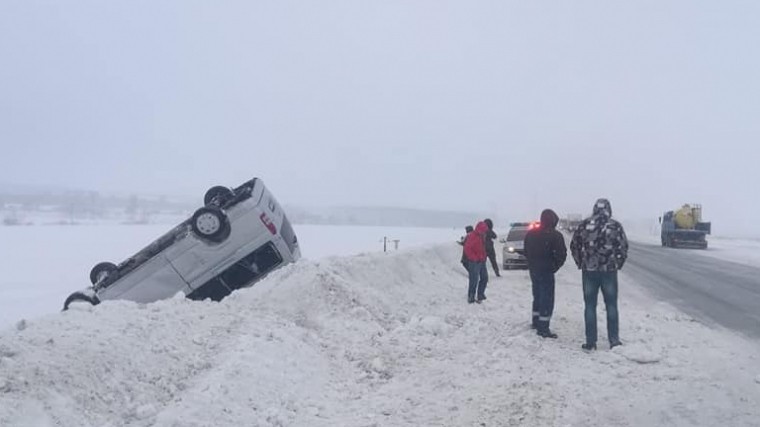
[501,222,539,270]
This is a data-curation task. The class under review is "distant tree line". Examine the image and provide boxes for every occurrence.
[0,191,194,221]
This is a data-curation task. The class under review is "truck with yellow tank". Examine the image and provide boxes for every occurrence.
[660,204,711,249]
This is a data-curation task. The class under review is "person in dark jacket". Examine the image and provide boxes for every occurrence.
[570,198,628,350]
[483,218,501,277]
[524,209,567,338]
[458,225,474,272]
[463,221,489,304]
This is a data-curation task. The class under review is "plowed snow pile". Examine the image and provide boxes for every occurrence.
[1,245,759,426]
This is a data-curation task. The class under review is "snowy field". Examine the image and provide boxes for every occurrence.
[1,241,759,426]
[0,224,461,329]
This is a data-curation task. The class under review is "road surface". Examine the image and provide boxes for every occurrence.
[625,241,760,339]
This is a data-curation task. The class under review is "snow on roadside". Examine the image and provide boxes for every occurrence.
[628,232,760,269]
[1,244,759,426]
[0,224,461,329]
[690,236,760,268]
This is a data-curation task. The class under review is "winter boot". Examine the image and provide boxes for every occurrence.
[581,343,597,351]
[537,329,558,339]
[610,340,623,349]
[536,320,556,338]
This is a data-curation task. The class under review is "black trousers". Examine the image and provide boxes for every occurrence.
[530,270,556,331]
[486,249,500,276]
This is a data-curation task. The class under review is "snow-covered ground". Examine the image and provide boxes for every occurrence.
[686,236,760,268]
[1,241,759,426]
[0,224,461,328]
[627,231,760,269]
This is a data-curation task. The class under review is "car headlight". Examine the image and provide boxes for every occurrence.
[507,247,515,253]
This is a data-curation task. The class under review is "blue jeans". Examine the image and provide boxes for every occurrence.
[530,270,555,331]
[467,261,488,301]
[582,271,619,345]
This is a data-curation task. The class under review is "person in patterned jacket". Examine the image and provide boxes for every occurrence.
[570,198,628,351]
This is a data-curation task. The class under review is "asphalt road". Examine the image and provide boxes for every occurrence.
[624,241,760,339]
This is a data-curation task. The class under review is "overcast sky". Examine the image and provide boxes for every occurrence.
[1,1,759,234]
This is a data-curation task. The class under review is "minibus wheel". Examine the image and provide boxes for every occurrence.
[191,206,229,242]
[63,292,100,311]
[204,186,234,206]
[90,262,118,285]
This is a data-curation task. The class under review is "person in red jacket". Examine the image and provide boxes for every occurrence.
[463,221,489,303]
[458,225,474,272]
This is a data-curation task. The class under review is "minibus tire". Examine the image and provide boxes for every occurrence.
[63,292,99,311]
[191,207,229,243]
[90,262,118,285]
[204,186,234,206]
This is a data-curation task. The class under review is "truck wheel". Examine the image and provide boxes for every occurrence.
[204,186,234,206]
[191,206,229,242]
[63,291,100,311]
[90,262,118,285]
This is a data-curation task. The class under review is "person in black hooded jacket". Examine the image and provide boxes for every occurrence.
[524,209,567,338]
[483,219,500,277]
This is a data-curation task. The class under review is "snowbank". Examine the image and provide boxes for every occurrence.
[1,245,759,426]
[0,224,460,328]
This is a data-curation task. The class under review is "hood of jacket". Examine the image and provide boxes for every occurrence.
[475,221,489,235]
[540,209,559,229]
[592,198,612,219]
